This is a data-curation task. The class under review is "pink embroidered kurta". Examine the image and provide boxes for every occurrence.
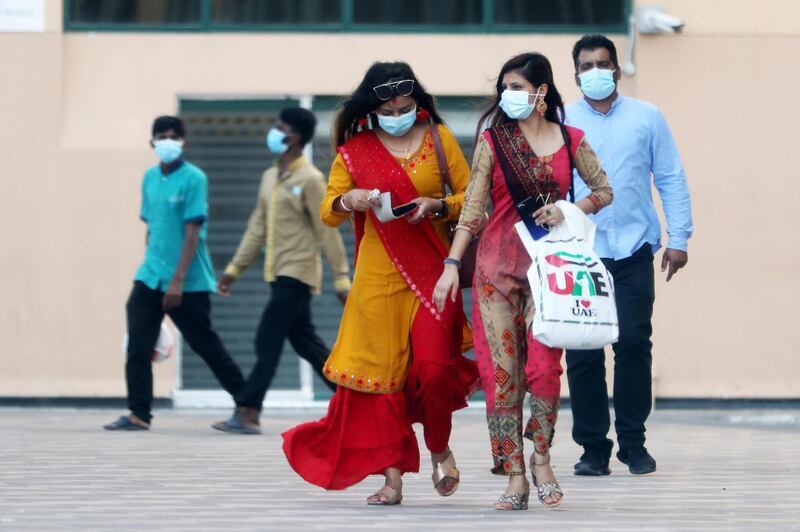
[457,124,612,475]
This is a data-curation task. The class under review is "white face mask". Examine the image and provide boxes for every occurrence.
[499,88,542,120]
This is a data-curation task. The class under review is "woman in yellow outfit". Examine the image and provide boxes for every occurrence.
[282,62,479,506]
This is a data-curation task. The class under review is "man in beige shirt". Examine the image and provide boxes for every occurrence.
[212,107,350,434]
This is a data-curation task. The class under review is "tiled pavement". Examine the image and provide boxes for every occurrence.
[0,406,798,531]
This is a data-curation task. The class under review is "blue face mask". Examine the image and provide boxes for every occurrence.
[377,107,417,137]
[578,68,617,100]
[266,128,289,154]
[153,139,183,164]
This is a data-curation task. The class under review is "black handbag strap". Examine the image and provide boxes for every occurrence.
[559,124,576,203]
[487,126,546,238]
[488,123,578,239]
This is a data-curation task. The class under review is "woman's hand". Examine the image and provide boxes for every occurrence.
[533,204,564,227]
[433,264,460,313]
[340,188,381,212]
[407,197,443,224]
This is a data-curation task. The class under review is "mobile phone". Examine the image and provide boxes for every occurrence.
[516,196,549,240]
[392,202,419,217]
[528,222,550,240]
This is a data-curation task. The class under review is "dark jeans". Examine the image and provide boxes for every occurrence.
[565,243,656,452]
[126,281,245,423]
[236,276,335,410]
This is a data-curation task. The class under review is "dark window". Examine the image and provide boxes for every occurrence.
[494,0,626,26]
[65,0,629,32]
[68,0,200,25]
[210,0,342,25]
[353,0,482,25]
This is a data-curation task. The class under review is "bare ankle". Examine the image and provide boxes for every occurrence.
[431,448,451,464]
[506,474,529,492]
[129,414,150,428]
[384,469,403,491]
[531,452,551,467]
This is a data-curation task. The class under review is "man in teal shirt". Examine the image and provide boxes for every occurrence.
[104,116,245,431]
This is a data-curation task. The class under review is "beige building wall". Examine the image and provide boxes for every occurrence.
[1,0,798,398]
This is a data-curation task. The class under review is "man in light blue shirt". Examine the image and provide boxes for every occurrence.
[565,35,693,476]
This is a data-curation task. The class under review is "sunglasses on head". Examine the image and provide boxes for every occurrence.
[372,79,415,101]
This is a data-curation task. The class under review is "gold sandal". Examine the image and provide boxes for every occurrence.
[431,450,460,497]
[366,485,402,506]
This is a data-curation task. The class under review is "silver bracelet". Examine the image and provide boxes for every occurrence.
[339,194,353,212]
[443,257,462,268]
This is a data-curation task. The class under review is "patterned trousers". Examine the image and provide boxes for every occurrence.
[473,275,563,476]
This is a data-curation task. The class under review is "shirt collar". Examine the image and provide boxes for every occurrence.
[579,93,625,116]
[275,155,309,179]
[288,155,309,173]
[160,159,185,177]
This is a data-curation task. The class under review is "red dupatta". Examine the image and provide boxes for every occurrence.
[337,130,457,327]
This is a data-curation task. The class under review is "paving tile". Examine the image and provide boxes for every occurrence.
[0,406,797,531]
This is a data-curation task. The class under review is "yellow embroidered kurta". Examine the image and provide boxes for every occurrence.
[320,125,470,393]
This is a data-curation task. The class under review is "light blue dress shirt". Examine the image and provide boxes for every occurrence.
[135,160,217,292]
[566,95,693,260]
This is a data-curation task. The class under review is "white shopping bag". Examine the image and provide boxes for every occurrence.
[122,322,175,363]
[515,200,618,350]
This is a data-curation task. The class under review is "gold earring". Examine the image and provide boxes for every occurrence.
[536,98,548,115]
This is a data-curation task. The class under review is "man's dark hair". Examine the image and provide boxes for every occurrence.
[280,107,317,146]
[151,116,186,138]
[572,34,619,70]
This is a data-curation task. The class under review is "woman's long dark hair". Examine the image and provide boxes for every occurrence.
[333,61,445,148]
[475,52,573,162]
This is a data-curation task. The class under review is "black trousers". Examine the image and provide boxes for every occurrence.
[126,281,245,423]
[565,243,656,452]
[236,276,336,410]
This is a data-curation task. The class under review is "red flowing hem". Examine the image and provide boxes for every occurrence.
[405,352,479,424]
[282,386,420,491]
[405,307,480,432]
